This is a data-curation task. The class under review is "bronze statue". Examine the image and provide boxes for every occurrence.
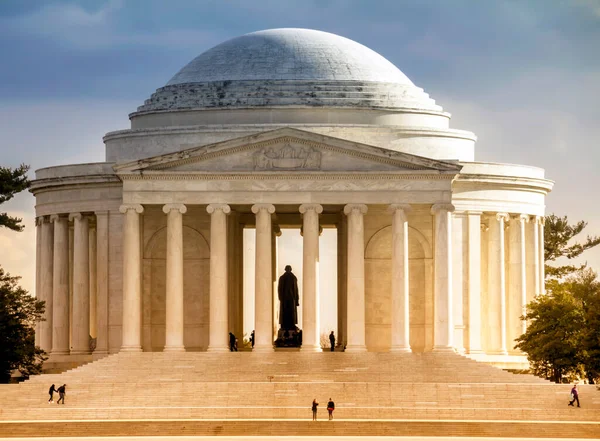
[278,265,299,330]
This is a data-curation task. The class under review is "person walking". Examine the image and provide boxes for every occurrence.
[57,384,66,405]
[568,384,580,407]
[250,330,255,348]
[311,398,319,421]
[229,332,236,352]
[327,398,335,420]
[329,331,336,352]
[48,384,56,403]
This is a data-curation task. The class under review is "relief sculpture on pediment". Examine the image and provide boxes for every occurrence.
[252,143,321,170]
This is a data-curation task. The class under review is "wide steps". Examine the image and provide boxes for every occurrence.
[2,420,600,438]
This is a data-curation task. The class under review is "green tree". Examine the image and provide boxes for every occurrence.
[544,214,600,279]
[569,269,600,384]
[0,268,46,382]
[515,282,583,383]
[0,164,30,231]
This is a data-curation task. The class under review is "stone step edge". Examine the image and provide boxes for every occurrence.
[2,420,599,439]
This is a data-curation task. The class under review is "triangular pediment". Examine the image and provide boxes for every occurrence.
[114,128,461,174]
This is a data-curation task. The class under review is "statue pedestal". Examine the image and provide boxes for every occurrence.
[275,327,302,348]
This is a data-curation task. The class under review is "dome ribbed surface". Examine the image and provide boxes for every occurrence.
[167,28,413,85]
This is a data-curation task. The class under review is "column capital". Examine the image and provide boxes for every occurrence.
[251,203,275,215]
[431,203,455,215]
[119,204,144,215]
[49,214,67,223]
[480,222,489,232]
[35,216,44,227]
[299,203,323,215]
[514,213,530,223]
[68,212,82,222]
[536,215,546,226]
[162,203,187,215]
[388,203,411,215]
[343,203,368,215]
[206,203,231,215]
[495,212,510,222]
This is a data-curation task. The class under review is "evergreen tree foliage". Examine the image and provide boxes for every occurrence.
[544,214,600,279]
[0,163,45,382]
[0,268,46,382]
[515,282,583,383]
[516,268,600,383]
[0,164,30,232]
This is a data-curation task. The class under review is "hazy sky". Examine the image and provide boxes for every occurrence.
[1,0,599,296]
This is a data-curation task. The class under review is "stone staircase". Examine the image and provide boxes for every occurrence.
[1,352,599,438]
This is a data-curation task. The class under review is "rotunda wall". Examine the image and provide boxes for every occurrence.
[104,125,475,163]
[452,163,553,215]
[130,107,451,130]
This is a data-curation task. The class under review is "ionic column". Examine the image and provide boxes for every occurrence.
[300,203,323,352]
[40,216,54,353]
[207,203,231,352]
[69,213,90,355]
[252,204,275,352]
[431,203,454,352]
[51,214,70,355]
[538,216,545,295]
[531,216,540,297]
[119,204,144,352]
[337,215,348,348]
[466,211,483,354]
[508,215,528,348]
[35,217,42,347]
[344,204,368,352]
[95,211,109,355]
[162,204,187,352]
[488,212,508,355]
[89,224,97,340]
[389,204,411,352]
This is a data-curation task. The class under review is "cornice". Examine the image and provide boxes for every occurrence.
[29,175,122,195]
[119,171,457,181]
[104,124,474,142]
[454,173,554,193]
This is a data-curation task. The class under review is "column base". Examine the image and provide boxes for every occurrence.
[70,350,91,355]
[163,346,186,352]
[253,345,274,353]
[345,345,367,352]
[120,346,142,352]
[432,345,455,353]
[390,346,412,353]
[50,350,71,356]
[300,345,322,352]
[487,350,508,356]
[206,346,229,353]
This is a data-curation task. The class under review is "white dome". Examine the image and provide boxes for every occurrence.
[167,28,414,85]
[135,28,441,113]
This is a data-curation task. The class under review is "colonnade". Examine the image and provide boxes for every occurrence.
[118,202,454,353]
[453,211,545,356]
[35,211,109,356]
[35,203,544,356]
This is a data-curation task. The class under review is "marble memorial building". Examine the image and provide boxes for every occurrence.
[31,29,552,368]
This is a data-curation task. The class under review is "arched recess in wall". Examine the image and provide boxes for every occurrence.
[364,225,432,352]
[143,226,210,352]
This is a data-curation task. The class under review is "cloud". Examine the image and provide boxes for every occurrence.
[0,1,223,50]
[575,0,600,17]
